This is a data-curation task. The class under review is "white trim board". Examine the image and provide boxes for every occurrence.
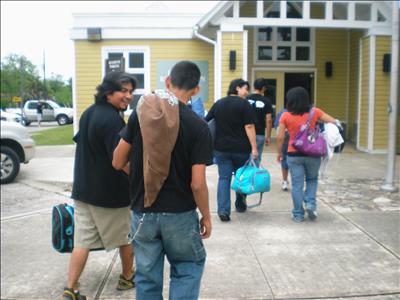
[356,37,363,150]
[243,30,248,80]
[72,44,78,135]
[368,35,376,151]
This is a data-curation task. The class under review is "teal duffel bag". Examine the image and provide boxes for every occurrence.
[231,158,271,208]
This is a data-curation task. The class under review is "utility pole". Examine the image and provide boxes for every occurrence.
[43,50,47,100]
[381,1,399,192]
[19,57,24,110]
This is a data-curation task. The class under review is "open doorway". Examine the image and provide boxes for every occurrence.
[284,73,314,106]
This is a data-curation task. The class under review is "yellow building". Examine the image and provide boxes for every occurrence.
[71,1,398,153]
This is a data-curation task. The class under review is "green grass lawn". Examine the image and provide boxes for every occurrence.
[31,124,74,145]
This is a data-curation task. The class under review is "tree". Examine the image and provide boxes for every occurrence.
[1,54,72,108]
[1,54,42,108]
[48,75,72,107]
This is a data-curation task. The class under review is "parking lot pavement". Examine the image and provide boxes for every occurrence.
[25,121,61,133]
[1,145,399,299]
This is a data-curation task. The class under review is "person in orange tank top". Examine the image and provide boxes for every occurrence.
[277,87,337,222]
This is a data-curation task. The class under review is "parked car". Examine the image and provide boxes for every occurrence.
[1,111,23,123]
[1,120,35,184]
[6,100,73,126]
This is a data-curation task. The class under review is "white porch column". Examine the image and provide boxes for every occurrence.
[381,1,399,192]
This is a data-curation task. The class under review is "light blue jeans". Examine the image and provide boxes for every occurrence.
[287,156,321,220]
[131,210,206,300]
[255,135,265,166]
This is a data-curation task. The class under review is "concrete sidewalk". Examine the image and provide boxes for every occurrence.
[1,144,399,299]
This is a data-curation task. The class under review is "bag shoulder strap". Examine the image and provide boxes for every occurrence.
[304,108,315,128]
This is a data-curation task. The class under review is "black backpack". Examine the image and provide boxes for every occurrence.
[52,203,74,253]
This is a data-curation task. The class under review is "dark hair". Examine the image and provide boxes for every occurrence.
[170,61,201,90]
[95,72,137,104]
[253,78,267,90]
[286,86,311,115]
[227,78,249,95]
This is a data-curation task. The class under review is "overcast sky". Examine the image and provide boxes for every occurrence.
[1,1,217,81]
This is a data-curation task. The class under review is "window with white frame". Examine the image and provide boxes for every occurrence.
[255,27,314,64]
[103,47,150,110]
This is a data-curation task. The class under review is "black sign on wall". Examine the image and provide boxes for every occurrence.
[105,57,125,74]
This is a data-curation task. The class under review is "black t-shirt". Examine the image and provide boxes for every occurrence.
[71,102,130,208]
[246,93,273,135]
[120,102,213,213]
[205,95,257,153]
[36,102,44,114]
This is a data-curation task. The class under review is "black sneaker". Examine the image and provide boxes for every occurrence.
[306,209,318,221]
[218,214,231,222]
[61,288,87,300]
[235,205,247,213]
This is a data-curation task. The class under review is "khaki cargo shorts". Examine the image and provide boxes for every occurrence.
[74,200,132,251]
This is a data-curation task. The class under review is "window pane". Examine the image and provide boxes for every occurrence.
[355,3,371,21]
[277,47,291,60]
[296,28,310,41]
[310,2,325,19]
[296,47,310,61]
[258,27,273,41]
[278,27,291,41]
[108,52,123,60]
[129,53,144,68]
[258,46,272,60]
[224,6,233,17]
[28,102,37,109]
[378,10,386,22]
[133,74,144,89]
[333,3,348,20]
[264,1,280,18]
[287,1,303,19]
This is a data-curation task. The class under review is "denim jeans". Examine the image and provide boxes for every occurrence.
[255,135,265,166]
[287,156,321,219]
[214,151,249,215]
[131,210,206,300]
[281,133,289,170]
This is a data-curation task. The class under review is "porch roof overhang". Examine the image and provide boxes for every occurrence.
[196,1,393,35]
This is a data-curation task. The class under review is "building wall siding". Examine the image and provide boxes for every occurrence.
[314,29,348,121]
[221,32,244,97]
[359,36,370,149]
[75,39,214,118]
[373,36,391,150]
[240,1,256,17]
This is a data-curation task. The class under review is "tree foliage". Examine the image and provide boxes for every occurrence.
[1,54,72,108]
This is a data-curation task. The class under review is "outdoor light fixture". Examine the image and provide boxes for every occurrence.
[87,28,102,41]
[325,61,333,77]
[229,50,236,70]
[383,53,391,73]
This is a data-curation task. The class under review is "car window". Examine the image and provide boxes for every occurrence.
[27,102,37,109]
[48,101,60,108]
[43,103,52,109]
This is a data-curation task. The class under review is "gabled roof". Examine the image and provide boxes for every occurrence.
[196,1,392,34]
[196,1,230,29]
[70,1,218,40]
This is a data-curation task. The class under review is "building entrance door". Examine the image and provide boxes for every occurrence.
[284,73,315,105]
[254,71,285,112]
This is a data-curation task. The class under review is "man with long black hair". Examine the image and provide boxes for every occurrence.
[61,72,137,300]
